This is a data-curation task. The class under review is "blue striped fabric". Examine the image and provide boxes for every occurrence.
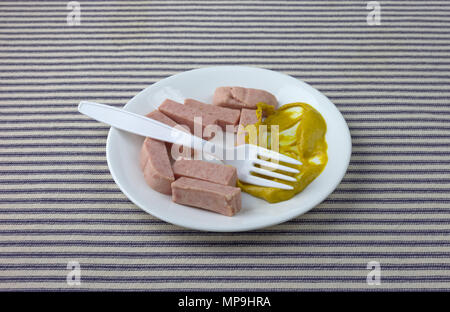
[1,0,450,291]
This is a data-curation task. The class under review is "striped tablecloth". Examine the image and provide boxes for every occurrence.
[1,0,449,291]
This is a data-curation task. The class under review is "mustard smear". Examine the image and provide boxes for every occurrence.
[237,102,328,203]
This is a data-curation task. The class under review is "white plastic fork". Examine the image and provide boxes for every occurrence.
[78,101,302,190]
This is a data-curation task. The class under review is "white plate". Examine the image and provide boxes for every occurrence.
[106,66,351,232]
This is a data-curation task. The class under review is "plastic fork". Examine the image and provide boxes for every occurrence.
[78,101,302,190]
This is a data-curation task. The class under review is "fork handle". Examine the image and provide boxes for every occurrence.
[78,101,212,151]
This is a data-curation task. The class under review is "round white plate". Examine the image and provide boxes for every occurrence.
[106,66,351,232]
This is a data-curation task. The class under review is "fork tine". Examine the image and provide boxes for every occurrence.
[253,159,299,174]
[251,167,297,182]
[256,147,302,165]
[243,175,294,190]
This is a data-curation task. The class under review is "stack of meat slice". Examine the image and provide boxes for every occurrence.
[140,87,278,217]
[171,159,240,217]
[140,99,242,216]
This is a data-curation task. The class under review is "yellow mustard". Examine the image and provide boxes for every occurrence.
[237,102,328,203]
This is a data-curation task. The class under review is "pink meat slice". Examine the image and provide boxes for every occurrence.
[145,110,178,127]
[213,86,278,110]
[172,159,237,186]
[239,108,258,128]
[145,109,193,161]
[184,98,240,130]
[140,137,175,195]
[145,110,178,150]
[158,99,218,136]
[235,108,259,142]
[171,177,241,216]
